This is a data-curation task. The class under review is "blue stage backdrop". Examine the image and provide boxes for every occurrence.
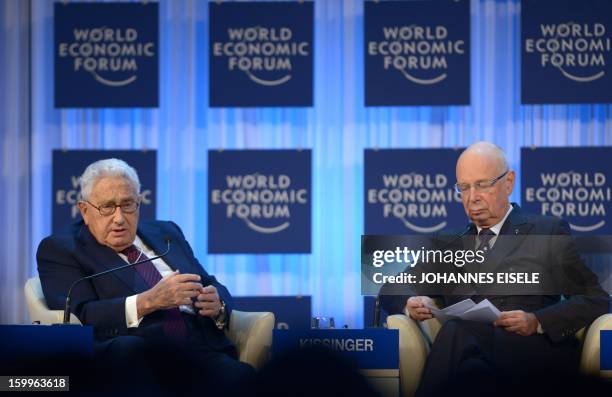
[209,1,313,107]
[52,150,156,233]
[232,296,311,330]
[54,2,159,108]
[364,0,470,106]
[2,0,611,328]
[364,148,465,235]
[521,0,612,104]
[208,149,311,253]
[521,147,612,235]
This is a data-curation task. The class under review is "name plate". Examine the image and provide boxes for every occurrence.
[273,328,398,370]
[0,325,93,363]
[602,330,612,371]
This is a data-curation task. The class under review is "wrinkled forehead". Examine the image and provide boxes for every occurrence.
[89,176,139,202]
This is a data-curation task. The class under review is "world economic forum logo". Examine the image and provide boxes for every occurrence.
[210,173,308,234]
[57,26,156,87]
[364,1,469,106]
[208,150,311,253]
[367,172,462,233]
[54,2,158,107]
[367,24,465,85]
[212,27,309,87]
[524,170,611,232]
[524,22,610,83]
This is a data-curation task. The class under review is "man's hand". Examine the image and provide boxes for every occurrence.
[136,272,202,317]
[405,296,434,321]
[194,285,222,318]
[494,310,539,336]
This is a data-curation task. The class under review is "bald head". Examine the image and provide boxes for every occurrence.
[457,141,508,176]
[456,142,515,228]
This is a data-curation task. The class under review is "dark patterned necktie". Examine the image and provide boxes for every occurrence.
[478,228,496,254]
[121,245,187,339]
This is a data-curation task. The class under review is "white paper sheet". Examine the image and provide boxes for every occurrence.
[425,298,500,324]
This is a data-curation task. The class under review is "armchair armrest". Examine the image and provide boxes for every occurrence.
[386,314,431,397]
[580,313,612,377]
[225,310,274,369]
[24,277,81,325]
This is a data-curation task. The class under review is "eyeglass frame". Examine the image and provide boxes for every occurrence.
[454,170,510,194]
[82,198,141,216]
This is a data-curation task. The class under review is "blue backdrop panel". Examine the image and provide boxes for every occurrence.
[521,0,612,104]
[521,147,612,235]
[364,148,465,235]
[232,296,311,330]
[52,150,157,233]
[54,2,159,108]
[208,149,311,253]
[209,1,313,107]
[364,0,470,106]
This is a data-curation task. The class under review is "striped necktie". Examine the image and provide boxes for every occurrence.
[478,228,496,254]
[121,245,187,339]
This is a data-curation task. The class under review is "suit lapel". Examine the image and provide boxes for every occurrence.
[76,223,149,294]
[459,204,532,296]
[485,205,533,273]
[137,222,190,274]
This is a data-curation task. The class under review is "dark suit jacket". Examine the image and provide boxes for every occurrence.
[381,204,610,343]
[37,219,233,350]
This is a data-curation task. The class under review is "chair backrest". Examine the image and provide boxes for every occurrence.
[24,277,81,325]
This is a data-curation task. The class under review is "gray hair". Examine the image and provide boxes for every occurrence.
[79,158,141,200]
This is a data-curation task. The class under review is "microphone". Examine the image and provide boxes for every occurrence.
[373,295,381,328]
[62,237,171,324]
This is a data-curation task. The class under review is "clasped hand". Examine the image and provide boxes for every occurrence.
[138,271,222,318]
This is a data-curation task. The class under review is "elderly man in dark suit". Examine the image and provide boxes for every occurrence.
[381,142,609,396]
[37,158,253,394]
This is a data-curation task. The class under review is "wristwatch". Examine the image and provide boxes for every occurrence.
[214,299,227,329]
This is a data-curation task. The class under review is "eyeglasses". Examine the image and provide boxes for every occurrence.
[84,200,140,216]
[454,170,509,194]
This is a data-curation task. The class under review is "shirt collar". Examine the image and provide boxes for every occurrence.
[132,235,145,249]
[118,235,147,259]
[476,204,513,236]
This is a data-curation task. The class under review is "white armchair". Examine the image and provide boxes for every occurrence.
[387,306,612,397]
[24,277,274,369]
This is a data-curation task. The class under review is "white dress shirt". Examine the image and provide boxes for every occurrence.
[475,204,513,249]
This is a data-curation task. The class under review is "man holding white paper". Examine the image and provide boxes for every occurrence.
[381,142,609,395]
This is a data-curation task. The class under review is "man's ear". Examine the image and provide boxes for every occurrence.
[78,201,89,224]
[505,170,516,195]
